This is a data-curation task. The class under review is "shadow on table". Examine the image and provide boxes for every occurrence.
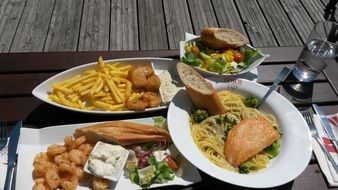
[147,172,294,190]
[25,103,167,128]
[278,74,314,108]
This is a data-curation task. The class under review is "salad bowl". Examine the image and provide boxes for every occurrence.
[179,36,269,77]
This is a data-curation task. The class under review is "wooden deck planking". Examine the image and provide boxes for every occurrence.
[78,0,110,51]
[0,0,332,52]
[10,0,54,52]
[187,0,219,35]
[257,0,303,46]
[44,0,83,52]
[0,0,26,53]
[235,0,278,47]
[163,0,193,49]
[110,0,139,50]
[279,0,314,43]
[138,0,168,50]
[212,0,247,37]
[301,0,326,23]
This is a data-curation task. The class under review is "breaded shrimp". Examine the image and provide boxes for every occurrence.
[146,74,161,91]
[69,149,86,165]
[45,168,60,189]
[47,144,67,156]
[141,92,161,107]
[91,176,111,190]
[142,65,154,77]
[126,98,148,111]
[128,66,147,89]
[59,173,78,190]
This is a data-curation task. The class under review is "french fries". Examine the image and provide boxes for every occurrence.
[48,56,139,111]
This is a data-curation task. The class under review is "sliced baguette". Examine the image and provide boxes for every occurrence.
[176,62,225,115]
[201,28,248,50]
[75,121,171,146]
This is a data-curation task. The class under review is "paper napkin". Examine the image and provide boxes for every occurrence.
[0,140,8,190]
[312,113,338,186]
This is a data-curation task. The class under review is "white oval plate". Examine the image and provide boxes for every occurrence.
[167,79,312,188]
[179,37,269,77]
[32,57,178,114]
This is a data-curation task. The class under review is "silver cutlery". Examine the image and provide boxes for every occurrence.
[0,121,8,151]
[256,66,291,109]
[313,104,338,152]
[4,121,22,190]
[302,111,338,172]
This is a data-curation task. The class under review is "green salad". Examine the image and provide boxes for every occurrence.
[181,39,260,74]
[125,117,180,188]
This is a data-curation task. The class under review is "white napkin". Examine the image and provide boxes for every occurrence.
[0,140,8,190]
[312,113,338,186]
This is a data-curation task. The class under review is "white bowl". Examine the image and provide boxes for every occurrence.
[83,141,129,181]
[179,37,269,77]
[167,79,312,188]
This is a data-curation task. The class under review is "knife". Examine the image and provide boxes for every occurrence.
[4,121,22,190]
[313,104,338,152]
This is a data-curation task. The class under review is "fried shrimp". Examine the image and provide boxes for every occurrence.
[33,165,48,178]
[141,91,161,107]
[64,136,76,150]
[54,152,70,165]
[128,66,148,89]
[45,168,60,189]
[75,166,85,179]
[33,133,102,189]
[47,144,67,156]
[126,98,148,111]
[60,174,78,190]
[58,163,76,175]
[142,65,154,77]
[33,182,52,190]
[78,143,94,156]
[74,136,86,147]
[69,149,86,165]
[146,74,161,91]
[34,153,53,166]
[91,176,111,190]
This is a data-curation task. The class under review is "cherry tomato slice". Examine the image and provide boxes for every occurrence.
[166,155,179,171]
[233,52,244,63]
[190,46,200,56]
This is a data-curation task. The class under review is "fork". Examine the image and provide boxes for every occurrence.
[0,120,8,151]
[302,111,338,172]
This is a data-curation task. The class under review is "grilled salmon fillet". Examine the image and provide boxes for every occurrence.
[224,117,280,167]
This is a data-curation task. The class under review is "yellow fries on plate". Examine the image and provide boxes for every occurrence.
[48,56,137,111]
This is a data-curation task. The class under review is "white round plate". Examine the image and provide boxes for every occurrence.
[167,79,312,188]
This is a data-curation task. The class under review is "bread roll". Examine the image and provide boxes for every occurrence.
[201,28,248,50]
[75,121,171,146]
[176,62,225,115]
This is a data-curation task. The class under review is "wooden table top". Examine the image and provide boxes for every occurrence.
[0,47,338,190]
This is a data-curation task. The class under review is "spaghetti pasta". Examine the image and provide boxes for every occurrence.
[190,90,280,173]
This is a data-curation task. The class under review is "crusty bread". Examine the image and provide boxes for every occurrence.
[176,62,225,115]
[75,121,171,146]
[201,28,249,50]
[224,117,280,167]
